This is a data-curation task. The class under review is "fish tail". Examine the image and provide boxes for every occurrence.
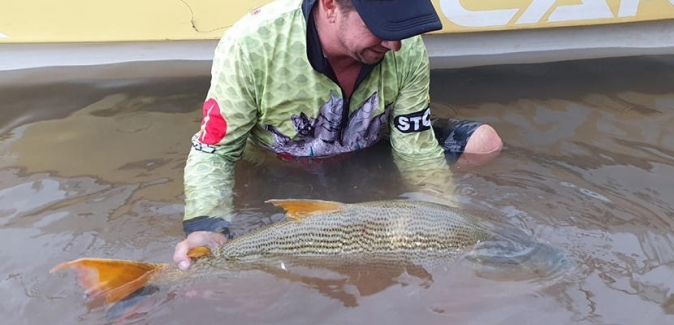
[50,258,167,305]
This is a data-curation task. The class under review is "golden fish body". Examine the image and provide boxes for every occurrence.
[178,199,567,282]
[51,199,569,312]
[215,199,495,261]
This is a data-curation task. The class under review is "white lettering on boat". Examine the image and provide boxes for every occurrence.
[439,0,518,27]
[439,0,673,27]
[547,0,613,23]
[517,0,556,24]
[618,0,641,17]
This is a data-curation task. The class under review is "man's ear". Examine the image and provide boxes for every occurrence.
[318,0,338,22]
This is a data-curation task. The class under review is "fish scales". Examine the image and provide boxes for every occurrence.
[211,200,495,263]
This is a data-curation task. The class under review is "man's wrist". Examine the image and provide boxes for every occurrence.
[183,216,232,239]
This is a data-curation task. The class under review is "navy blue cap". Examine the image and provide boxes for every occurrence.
[351,0,443,41]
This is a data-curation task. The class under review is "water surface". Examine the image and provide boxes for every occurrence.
[1,56,674,325]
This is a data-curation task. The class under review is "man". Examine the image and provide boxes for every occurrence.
[174,0,503,270]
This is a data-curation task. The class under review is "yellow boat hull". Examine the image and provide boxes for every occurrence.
[1,0,674,71]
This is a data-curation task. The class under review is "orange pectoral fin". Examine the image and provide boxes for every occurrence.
[50,258,165,305]
[265,199,345,220]
[186,246,212,259]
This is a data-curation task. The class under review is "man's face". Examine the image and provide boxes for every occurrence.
[335,8,402,65]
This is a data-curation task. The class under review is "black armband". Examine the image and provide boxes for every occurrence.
[183,216,232,239]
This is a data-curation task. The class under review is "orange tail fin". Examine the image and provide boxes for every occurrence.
[50,258,166,305]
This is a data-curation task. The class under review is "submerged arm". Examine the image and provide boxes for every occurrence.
[182,30,258,236]
[389,36,457,206]
[183,147,238,235]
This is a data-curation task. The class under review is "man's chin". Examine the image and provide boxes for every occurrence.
[358,54,385,65]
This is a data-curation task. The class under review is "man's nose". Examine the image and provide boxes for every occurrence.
[381,40,402,52]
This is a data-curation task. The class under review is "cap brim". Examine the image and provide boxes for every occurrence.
[352,0,443,41]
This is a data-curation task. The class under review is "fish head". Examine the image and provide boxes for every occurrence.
[463,235,572,282]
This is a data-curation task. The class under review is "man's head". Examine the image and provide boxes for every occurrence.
[348,0,442,41]
[316,0,442,65]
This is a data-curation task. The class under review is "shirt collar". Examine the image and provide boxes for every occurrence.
[303,0,332,76]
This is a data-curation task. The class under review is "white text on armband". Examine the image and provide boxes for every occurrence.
[191,134,217,154]
[394,107,431,133]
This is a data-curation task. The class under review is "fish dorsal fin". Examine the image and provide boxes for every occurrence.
[265,199,345,220]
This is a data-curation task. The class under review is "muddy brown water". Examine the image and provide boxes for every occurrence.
[1,56,674,325]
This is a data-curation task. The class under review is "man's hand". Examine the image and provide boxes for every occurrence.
[173,231,227,271]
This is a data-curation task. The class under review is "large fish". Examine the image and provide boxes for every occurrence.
[51,199,568,313]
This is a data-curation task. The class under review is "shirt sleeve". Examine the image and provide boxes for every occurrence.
[388,36,458,206]
[183,30,259,232]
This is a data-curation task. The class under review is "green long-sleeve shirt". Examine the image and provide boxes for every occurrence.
[183,0,455,235]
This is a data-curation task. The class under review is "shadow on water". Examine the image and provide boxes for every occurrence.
[1,56,674,324]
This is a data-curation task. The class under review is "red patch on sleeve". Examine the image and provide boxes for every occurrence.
[198,98,228,145]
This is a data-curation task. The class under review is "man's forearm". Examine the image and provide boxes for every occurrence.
[392,152,458,207]
[183,147,236,235]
